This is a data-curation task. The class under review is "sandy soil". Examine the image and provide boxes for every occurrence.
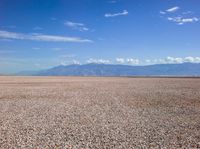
[0,76,200,148]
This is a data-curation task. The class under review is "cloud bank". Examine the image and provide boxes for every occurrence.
[151,56,200,64]
[84,56,200,65]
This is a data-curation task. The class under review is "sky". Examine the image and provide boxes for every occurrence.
[0,0,200,73]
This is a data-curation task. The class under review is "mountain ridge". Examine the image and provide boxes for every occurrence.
[16,62,200,76]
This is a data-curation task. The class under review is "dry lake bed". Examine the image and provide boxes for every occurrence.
[0,76,200,148]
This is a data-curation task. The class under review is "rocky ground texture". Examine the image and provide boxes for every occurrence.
[0,77,200,148]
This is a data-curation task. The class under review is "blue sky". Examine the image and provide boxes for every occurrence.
[0,0,200,73]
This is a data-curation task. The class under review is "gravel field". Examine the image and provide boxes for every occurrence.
[0,76,200,149]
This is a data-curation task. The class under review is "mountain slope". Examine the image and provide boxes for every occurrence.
[32,63,200,76]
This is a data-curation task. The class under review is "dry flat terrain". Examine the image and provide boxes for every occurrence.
[0,77,200,149]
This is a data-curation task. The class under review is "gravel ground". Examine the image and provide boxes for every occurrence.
[0,76,200,149]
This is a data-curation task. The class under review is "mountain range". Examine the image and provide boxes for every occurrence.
[16,63,200,76]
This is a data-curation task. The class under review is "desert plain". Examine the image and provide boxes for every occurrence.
[0,76,200,148]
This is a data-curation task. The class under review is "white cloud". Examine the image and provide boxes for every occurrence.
[116,58,125,64]
[165,56,183,63]
[145,59,151,63]
[184,56,200,63]
[86,58,110,64]
[166,6,180,13]
[167,17,199,25]
[160,11,166,14]
[64,21,89,31]
[105,10,128,18]
[116,58,139,65]
[194,57,200,62]
[72,60,80,65]
[0,30,92,43]
[180,17,199,24]
[160,6,199,25]
[160,6,179,14]
[60,61,67,66]
[126,58,139,65]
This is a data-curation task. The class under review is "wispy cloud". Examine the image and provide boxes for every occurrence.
[33,26,43,30]
[52,48,63,51]
[182,11,192,15]
[160,11,166,15]
[160,6,180,14]
[59,54,79,66]
[160,6,199,25]
[0,38,13,41]
[60,59,80,66]
[105,10,128,18]
[108,0,119,3]
[160,11,166,14]
[7,25,17,29]
[0,30,92,43]
[108,1,116,3]
[64,21,89,31]
[0,50,14,54]
[167,17,199,25]
[32,47,41,50]
[51,17,57,21]
[60,54,76,58]
[166,6,180,13]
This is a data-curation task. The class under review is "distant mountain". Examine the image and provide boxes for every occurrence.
[16,70,40,76]
[23,63,200,76]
